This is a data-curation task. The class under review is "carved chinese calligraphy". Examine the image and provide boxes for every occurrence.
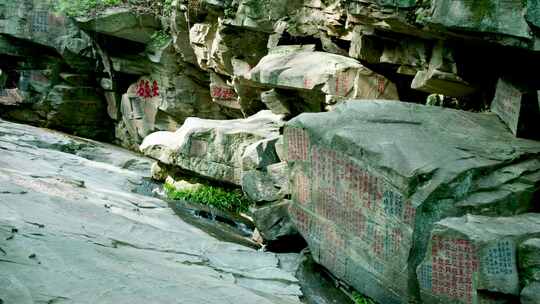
[136,80,159,99]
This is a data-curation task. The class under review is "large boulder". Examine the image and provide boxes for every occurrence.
[418,214,540,304]
[42,85,111,139]
[284,101,540,304]
[251,200,298,242]
[0,0,97,70]
[425,0,533,46]
[490,78,540,140]
[76,7,160,44]
[140,111,284,185]
[246,51,399,102]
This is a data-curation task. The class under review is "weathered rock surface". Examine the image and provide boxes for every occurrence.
[519,238,540,285]
[521,281,540,304]
[251,200,298,242]
[0,119,302,304]
[418,214,540,303]
[246,51,399,100]
[140,110,284,185]
[490,78,540,140]
[76,8,160,44]
[285,101,540,303]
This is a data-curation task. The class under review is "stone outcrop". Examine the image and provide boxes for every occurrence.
[0,118,302,304]
[1,1,540,302]
[285,101,540,303]
[140,110,284,186]
[246,51,399,102]
[418,214,540,304]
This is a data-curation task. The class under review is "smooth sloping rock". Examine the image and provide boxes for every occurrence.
[246,51,399,100]
[284,101,540,304]
[418,214,540,303]
[140,111,284,185]
[0,119,302,304]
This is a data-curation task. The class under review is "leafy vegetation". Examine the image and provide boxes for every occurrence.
[55,0,175,18]
[352,291,376,304]
[164,182,252,214]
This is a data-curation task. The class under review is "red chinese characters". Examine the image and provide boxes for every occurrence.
[136,80,159,99]
[211,86,237,100]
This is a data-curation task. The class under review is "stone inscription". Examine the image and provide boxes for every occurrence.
[287,127,416,296]
[491,79,522,135]
[427,236,479,304]
[285,127,309,161]
[485,240,514,276]
[136,80,159,99]
[334,71,352,97]
[210,85,237,100]
[189,139,208,157]
[32,10,48,33]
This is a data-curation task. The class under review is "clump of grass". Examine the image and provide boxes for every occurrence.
[164,182,251,214]
[352,291,376,304]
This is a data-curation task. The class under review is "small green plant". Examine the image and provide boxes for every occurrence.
[164,182,251,214]
[54,0,123,17]
[352,291,376,304]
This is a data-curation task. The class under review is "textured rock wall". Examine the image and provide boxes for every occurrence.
[1,1,540,303]
[285,101,540,303]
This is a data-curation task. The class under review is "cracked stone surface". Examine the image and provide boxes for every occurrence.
[0,119,301,304]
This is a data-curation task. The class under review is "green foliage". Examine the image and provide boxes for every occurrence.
[148,30,172,50]
[55,0,176,18]
[54,0,123,17]
[352,292,376,304]
[164,183,252,214]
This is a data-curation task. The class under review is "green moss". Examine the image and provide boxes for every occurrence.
[352,291,376,304]
[147,30,172,51]
[465,0,496,24]
[164,182,252,214]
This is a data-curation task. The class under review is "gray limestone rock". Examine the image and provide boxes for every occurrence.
[418,214,540,304]
[0,119,302,304]
[251,200,298,242]
[76,7,160,43]
[140,111,284,185]
[521,281,540,304]
[246,51,399,100]
[284,100,540,304]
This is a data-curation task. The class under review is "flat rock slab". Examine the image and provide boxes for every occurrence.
[284,101,540,304]
[0,119,301,304]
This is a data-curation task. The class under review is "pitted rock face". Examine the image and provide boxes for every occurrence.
[284,101,540,304]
